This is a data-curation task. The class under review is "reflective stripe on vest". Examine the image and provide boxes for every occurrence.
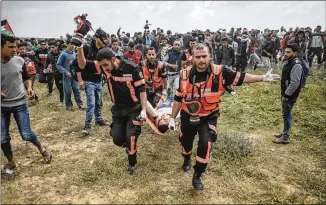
[142,60,164,89]
[179,64,225,117]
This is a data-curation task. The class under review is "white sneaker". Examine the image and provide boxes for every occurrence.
[57,102,64,107]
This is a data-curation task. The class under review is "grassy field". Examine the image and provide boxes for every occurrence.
[1,66,326,204]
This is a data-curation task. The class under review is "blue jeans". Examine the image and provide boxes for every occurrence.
[63,75,83,108]
[84,81,103,127]
[281,97,296,138]
[1,104,41,146]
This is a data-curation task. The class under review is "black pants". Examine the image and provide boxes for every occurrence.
[179,110,218,173]
[147,87,163,108]
[308,47,322,67]
[110,105,142,165]
[54,73,64,102]
[236,56,248,72]
[46,73,54,94]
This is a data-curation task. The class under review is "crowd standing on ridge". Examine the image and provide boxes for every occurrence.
[1,22,326,190]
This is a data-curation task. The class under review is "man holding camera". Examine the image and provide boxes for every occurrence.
[168,43,280,190]
[141,47,167,107]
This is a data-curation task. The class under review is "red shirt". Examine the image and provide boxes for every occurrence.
[124,50,142,65]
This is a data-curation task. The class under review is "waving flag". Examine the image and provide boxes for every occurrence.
[1,19,15,36]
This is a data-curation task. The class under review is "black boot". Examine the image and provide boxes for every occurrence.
[192,171,204,190]
[182,155,191,172]
[127,153,137,175]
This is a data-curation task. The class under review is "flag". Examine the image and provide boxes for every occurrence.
[1,19,15,36]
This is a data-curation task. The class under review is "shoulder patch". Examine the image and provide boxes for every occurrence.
[139,71,143,78]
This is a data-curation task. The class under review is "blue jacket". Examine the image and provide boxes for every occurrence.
[56,50,76,74]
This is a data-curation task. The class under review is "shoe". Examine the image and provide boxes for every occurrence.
[47,93,52,97]
[95,120,109,126]
[192,171,204,190]
[82,126,91,136]
[78,106,85,111]
[182,156,191,172]
[274,134,283,138]
[66,107,74,111]
[272,136,290,144]
[57,102,64,107]
[127,164,136,175]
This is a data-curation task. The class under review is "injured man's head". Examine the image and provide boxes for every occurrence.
[155,113,171,133]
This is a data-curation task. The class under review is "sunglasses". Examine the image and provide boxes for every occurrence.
[41,44,47,45]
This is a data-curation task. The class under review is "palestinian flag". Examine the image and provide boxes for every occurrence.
[1,19,15,36]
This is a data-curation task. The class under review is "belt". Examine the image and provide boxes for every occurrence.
[168,73,180,77]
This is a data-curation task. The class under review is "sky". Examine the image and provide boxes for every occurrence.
[1,1,325,38]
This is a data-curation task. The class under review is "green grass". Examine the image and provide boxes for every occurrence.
[1,66,326,204]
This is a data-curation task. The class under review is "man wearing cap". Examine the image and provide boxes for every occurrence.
[96,48,147,174]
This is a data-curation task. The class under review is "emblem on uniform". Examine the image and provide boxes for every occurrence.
[139,72,143,78]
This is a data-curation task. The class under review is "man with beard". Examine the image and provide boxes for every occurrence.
[168,43,280,190]
[234,31,251,72]
[124,41,143,65]
[181,38,197,68]
[96,48,147,174]
[141,47,167,107]
[273,44,304,144]
[163,40,183,97]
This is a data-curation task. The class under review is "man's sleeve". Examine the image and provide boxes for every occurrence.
[22,62,31,81]
[284,64,303,97]
[222,65,244,87]
[56,52,67,74]
[133,66,146,92]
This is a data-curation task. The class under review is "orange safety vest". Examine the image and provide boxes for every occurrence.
[177,64,225,117]
[184,50,193,66]
[25,61,36,75]
[141,60,165,89]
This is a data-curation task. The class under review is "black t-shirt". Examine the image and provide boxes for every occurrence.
[76,60,102,82]
[174,64,238,102]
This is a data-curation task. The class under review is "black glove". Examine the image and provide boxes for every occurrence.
[71,33,84,47]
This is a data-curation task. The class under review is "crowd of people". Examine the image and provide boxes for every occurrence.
[1,22,325,190]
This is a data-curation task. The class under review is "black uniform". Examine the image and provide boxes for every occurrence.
[104,58,146,166]
[174,65,244,174]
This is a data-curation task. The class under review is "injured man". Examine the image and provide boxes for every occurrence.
[145,96,180,135]
[143,85,237,135]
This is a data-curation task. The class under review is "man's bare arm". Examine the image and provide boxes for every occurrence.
[171,101,181,119]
